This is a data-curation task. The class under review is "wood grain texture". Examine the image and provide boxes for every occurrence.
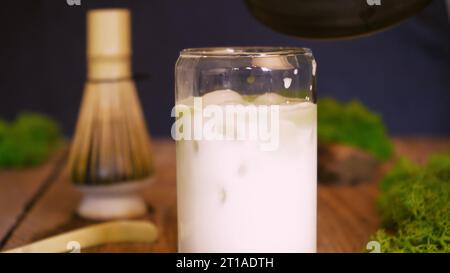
[0,150,65,248]
[1,138,449,252]
[2,140,177,252]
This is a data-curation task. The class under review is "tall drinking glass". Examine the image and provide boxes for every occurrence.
[174,47,317,252]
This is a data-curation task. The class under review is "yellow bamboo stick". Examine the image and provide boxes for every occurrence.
[3,221,158,253]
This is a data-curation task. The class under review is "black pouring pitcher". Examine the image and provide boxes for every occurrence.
[244,0,432,39]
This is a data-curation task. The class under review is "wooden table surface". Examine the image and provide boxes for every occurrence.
[0,138,449,253]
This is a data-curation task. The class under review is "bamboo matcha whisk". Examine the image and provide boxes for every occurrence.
[67,9,155,220]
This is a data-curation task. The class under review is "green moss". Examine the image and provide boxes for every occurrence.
[318,98,393,160]
[368,153,450,253]
[0,112,62,168]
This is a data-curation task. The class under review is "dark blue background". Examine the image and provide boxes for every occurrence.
[0,0,449,137]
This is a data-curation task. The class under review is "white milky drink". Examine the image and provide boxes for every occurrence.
[175,89,317,253]
[175,47,317,253]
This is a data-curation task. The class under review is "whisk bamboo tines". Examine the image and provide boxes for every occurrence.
[67,9,154,220]
[68,9,154,186]
[68,80,154,185]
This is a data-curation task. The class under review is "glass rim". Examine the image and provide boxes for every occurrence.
[179,46,312,58]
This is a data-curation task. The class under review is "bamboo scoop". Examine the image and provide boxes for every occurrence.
[3,221,158,253]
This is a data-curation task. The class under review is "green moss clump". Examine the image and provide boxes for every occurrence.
[0,113,62,168]
[318,98,393,161]
[369,153,450,252]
